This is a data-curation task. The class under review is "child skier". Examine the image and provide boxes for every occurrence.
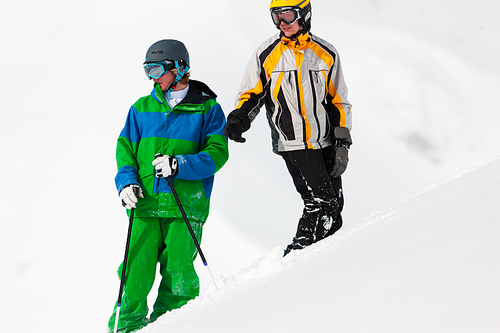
[108,39,228,332]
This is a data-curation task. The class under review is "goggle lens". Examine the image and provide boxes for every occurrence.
[143,61,175,80]
[271,9,299,26]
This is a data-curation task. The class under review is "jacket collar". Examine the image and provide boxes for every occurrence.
[281,31,311,49]
[151,80,217,105]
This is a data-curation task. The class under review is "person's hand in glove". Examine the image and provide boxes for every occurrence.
[152,153,179,178]
[223,116,246,143]
[119,184,144,209]
[329,127,353,178]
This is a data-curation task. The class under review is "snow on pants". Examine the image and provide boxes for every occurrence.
[280,146,344,246]
[108,216,202,333]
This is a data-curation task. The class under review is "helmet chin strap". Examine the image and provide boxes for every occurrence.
[163,61,189,100]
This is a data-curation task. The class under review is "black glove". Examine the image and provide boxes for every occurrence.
[329,127,352,178]
[224,117,246,143]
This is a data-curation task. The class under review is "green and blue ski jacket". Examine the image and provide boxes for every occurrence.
[115,80,229,222]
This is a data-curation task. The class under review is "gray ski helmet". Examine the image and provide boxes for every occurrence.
[144,39,190,68]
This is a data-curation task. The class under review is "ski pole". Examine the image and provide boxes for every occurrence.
[114,207,135,333]
[166,176,218,290]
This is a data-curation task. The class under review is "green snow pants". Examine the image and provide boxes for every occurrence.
[108,216,203,333]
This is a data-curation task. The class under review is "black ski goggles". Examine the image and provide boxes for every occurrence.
[270,7,301,26]
[143,61,175,80]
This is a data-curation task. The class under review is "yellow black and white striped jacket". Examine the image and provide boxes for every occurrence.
[230,32,352,153]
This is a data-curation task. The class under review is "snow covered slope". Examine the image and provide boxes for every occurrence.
[142,158,500,333]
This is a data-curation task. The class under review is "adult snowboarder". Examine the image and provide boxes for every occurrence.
[108,39,229,333]
[224,0,352,255]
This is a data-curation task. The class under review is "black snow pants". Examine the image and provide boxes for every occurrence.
[280,145,344,251]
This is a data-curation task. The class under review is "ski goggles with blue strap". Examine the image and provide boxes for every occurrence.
[270,7,301,26]
[143,61,176,80]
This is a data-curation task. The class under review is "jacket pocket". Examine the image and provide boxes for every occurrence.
[271,71,297,141]
[276,87,296,141]
[309,70,330,140]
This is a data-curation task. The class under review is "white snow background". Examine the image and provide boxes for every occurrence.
[1,0,499,332]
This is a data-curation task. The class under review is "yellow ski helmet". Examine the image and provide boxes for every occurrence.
[270,0,310,10]
[269,0,312,32]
